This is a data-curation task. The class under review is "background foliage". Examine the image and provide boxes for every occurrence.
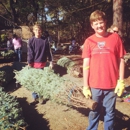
[0,0,130,45]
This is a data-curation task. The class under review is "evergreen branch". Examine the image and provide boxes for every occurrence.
[14,66,97,110]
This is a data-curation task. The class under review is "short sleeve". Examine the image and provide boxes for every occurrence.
[82,39,91,58]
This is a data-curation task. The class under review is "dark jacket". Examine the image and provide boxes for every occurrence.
[27,36,53,64]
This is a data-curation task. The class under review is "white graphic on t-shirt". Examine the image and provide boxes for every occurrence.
[91,41,110,55]
[97,41,105,49]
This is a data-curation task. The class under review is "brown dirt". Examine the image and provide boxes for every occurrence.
[1,54,130,130]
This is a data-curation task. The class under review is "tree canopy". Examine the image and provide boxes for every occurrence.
[0,0,130,44]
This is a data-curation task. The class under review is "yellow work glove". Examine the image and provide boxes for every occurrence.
[114,80,125,97]
[83,87,92,98]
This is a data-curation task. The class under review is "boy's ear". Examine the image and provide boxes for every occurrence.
[91,23,94,29]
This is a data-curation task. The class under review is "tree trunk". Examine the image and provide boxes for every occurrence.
[113,0,123,37]
[31,0,39,21]
[10,0,18,24]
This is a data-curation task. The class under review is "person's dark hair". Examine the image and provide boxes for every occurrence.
[44,31,49,36]
[71,37,75,40]
[13,34,18,39]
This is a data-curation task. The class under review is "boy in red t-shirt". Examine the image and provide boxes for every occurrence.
[82,10,126,130]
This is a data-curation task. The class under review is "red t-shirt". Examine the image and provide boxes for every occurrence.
[30,62,46,69]
[82,33,126,89]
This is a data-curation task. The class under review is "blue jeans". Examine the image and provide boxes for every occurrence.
[14,48,22,62]
[87,88,116,130]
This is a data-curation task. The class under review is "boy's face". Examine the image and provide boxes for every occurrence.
[33,27,42,38]
[91,19,106,36]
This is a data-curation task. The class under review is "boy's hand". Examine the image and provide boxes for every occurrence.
[83,87,92,98]
[28,64,32,69]
[49,62,53,69]
[114,80,125,97]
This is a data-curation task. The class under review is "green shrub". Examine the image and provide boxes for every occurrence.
[14,66,91,109]
[57,57,82,77]
[0,50,15,59]
[0,66,14,87]
[0,34,7,42]
[0,87,27,129]
[14,66,77,104]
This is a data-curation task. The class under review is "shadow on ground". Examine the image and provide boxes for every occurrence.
[17,97,50,130]
[12,62,27,71]
[53,64,67,76]
[5,78,50,130]
[115,110,130,130]
[75,103,130,130]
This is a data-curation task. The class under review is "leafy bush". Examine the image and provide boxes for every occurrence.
[14,66,95,109]
[57,57,75,68]
[0,50,15,59]
[57,57,82,77]
[14,66,76,104]
[0,87,27,129]
[0,66,14,87]
[0,34,7,42]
